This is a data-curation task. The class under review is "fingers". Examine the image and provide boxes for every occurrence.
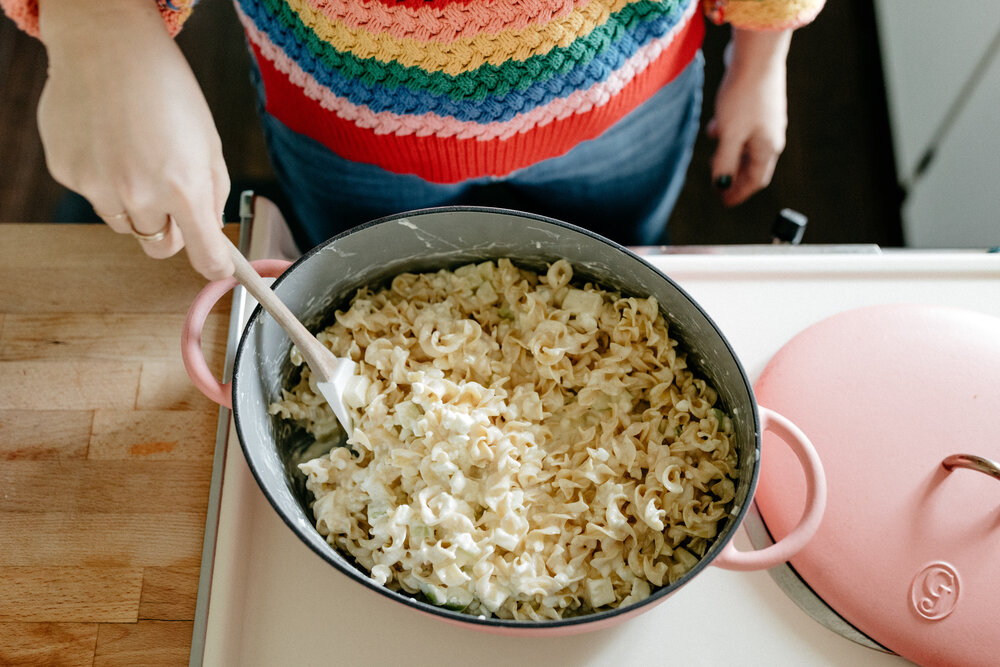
[729,140,779,206]
[179,159,235,281]
[710,127,744,200]
[179,157,235,282]
[94,198,183,258]
[706,117,719,140]
[711,131,782,207]
[94,207,134,235]
[168,178,233,281]
[174,209,233,281]
[87,180,233,280]
[212,160,232,220]
[89,191,133,234]
[127,211,184,259]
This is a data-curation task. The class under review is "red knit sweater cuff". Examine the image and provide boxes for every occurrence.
[1,0,193,39]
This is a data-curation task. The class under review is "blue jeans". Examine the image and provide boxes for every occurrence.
[253,53,703,249]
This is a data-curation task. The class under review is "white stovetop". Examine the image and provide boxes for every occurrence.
[196,202,999,666]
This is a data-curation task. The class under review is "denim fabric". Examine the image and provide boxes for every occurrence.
[252,52,703,250]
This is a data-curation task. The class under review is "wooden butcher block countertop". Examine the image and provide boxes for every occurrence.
[0,223,238,665]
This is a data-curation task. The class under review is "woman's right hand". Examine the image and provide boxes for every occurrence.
[36,0,234,280]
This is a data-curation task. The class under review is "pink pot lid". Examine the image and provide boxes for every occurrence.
[753,304,1000,667]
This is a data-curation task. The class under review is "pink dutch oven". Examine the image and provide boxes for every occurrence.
[182,208,826,635]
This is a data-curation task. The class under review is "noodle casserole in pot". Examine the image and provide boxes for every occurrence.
[183,207,826,635]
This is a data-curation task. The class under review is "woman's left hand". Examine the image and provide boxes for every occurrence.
[708,28,792,207]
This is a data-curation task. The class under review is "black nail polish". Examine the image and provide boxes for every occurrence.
[714,175,732,190]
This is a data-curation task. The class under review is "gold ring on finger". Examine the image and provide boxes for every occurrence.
[129,216,171,243]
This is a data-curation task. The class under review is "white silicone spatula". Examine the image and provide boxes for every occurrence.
[225,238,357,438]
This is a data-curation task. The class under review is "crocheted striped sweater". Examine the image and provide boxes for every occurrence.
[3,0,824,183]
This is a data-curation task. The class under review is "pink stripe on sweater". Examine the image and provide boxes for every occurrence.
[239,0,694,142]
[302,0,590,43]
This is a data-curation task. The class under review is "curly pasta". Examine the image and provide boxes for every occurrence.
[269,259,738,620]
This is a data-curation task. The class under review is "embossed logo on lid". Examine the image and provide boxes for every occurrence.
[911,562,960,621]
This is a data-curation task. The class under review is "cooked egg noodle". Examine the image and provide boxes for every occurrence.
[269,259,738,620]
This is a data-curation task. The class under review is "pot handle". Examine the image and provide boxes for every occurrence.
[713,406,827,571]
[181,259,293,409]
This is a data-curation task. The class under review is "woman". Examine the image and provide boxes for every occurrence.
[2,0,823,278]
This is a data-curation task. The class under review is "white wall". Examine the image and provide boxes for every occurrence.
[874,1,1000,248]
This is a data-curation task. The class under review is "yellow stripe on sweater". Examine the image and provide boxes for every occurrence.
[287,0,639,76]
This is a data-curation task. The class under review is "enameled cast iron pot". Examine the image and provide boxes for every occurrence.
[182,207,826,635]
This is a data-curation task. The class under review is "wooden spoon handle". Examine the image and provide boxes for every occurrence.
[225,238,335,380]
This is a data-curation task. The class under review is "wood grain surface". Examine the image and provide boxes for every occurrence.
[0,223,238,665]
